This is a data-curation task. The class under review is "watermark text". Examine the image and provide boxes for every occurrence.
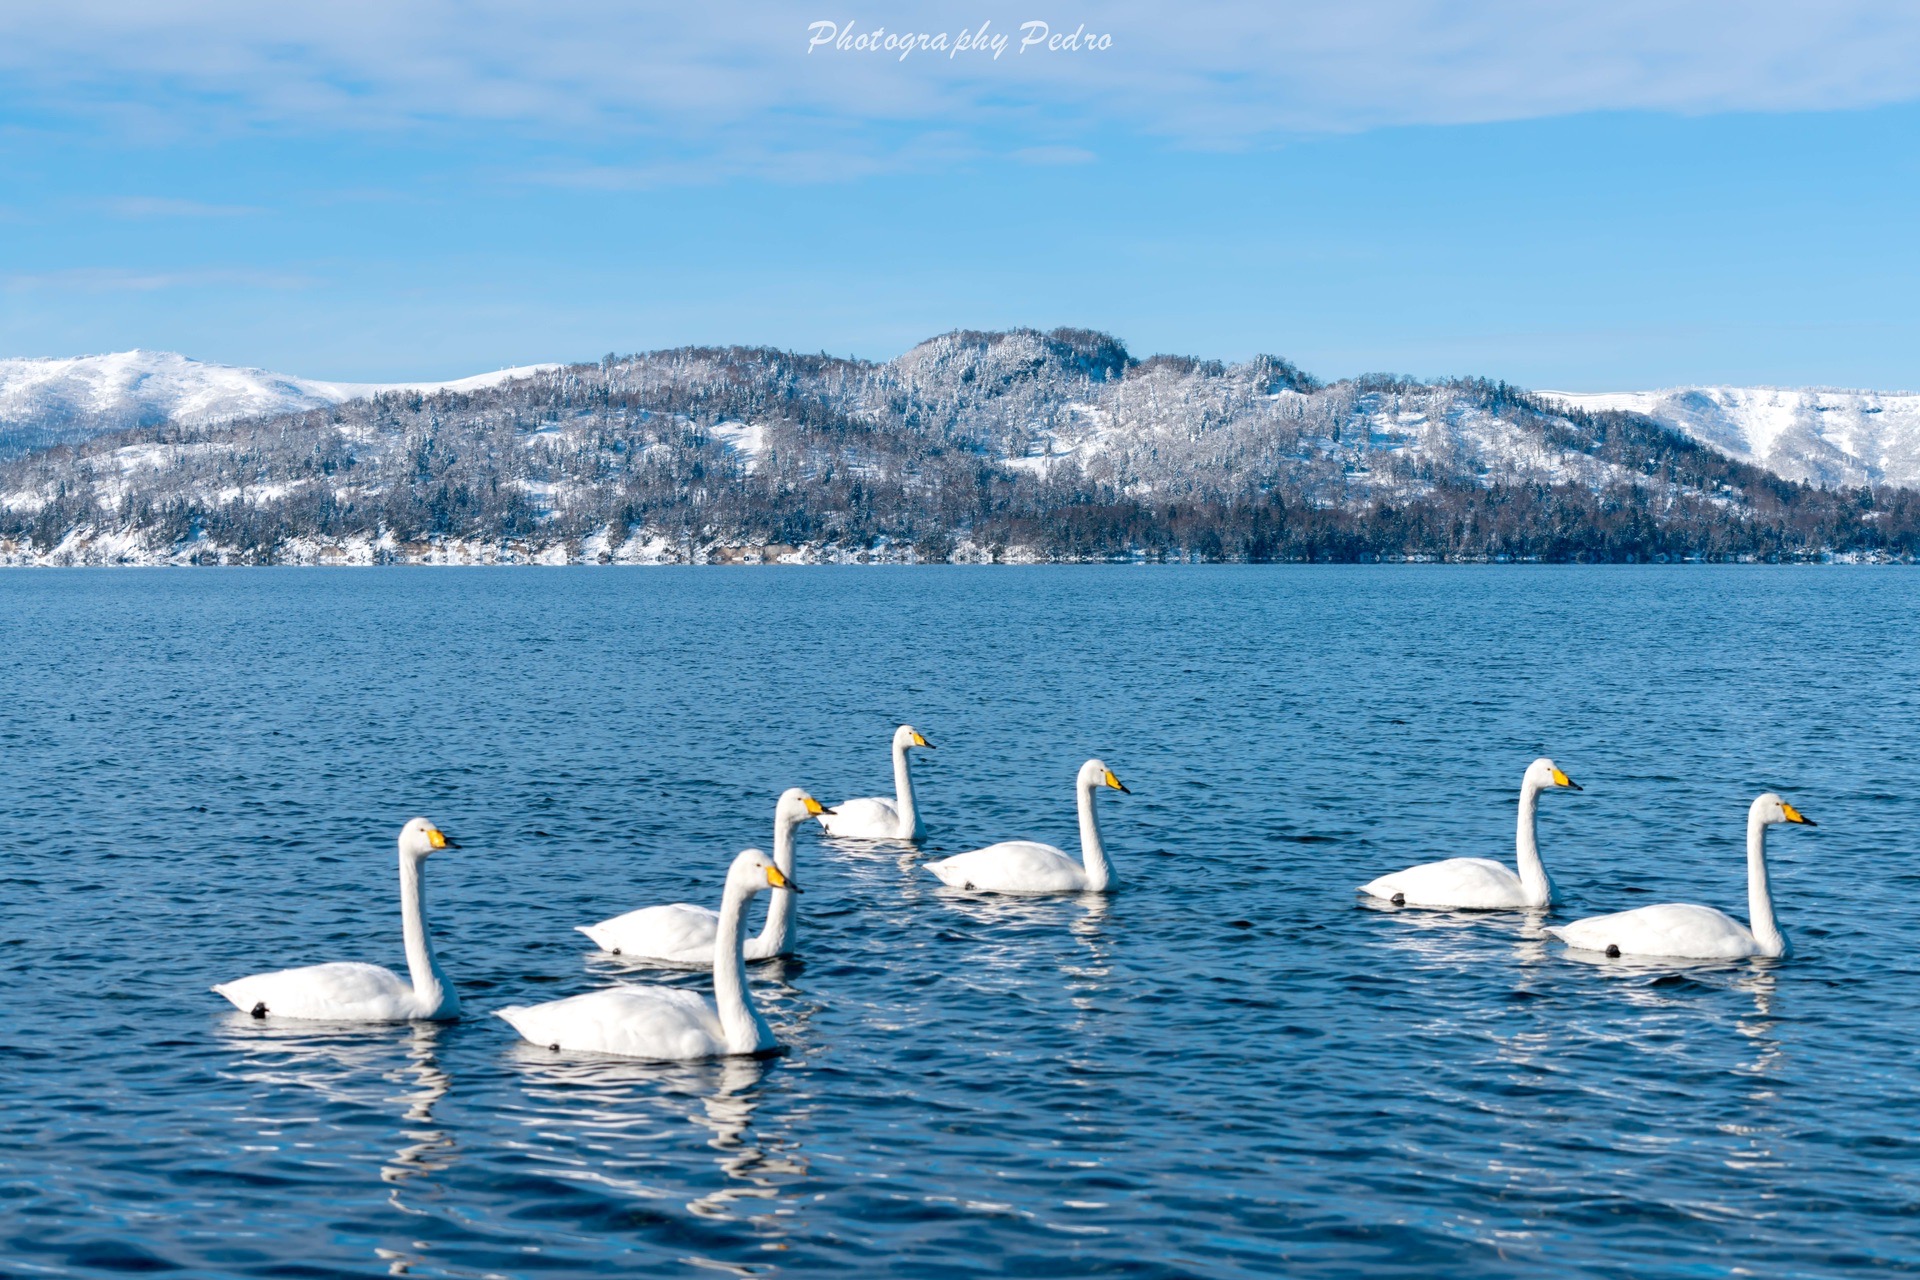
[805,20,1113,61]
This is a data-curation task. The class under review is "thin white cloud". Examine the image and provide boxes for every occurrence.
[99,196,263,218]
[5,267,314,292]
[0,1,1916,163]
[1012,146,1097,166]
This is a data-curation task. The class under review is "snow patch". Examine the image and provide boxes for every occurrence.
[1541,386,1920,489]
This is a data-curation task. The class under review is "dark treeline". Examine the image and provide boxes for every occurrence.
[2,329,1916,562]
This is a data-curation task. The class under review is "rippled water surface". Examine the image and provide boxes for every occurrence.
[3,566,1920,1278]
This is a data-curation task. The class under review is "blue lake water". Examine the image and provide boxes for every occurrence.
[2,566,1918,1278]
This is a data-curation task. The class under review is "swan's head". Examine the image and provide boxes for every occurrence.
[1526,757,1582,793]
[1079,758,1130,794]
[398,817,458,858]
[777,787,834,823]
[1752,792,1817,828]
[895,724,934,751]
[729,846,801,894]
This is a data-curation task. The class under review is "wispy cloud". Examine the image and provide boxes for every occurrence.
[98,196,263,218]
[4,267,314,293]
[1,2,1918,172]
[1011,146,1097,166]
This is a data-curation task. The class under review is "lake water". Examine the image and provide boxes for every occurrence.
[2,566,1918,1278]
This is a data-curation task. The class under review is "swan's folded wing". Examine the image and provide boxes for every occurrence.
[818,797,901,838]
[1360,857,1524,908]
[928,841,1084,893]
[496,986,725,1059]
[213,961,418,1021]
[578,903,720,959]
[1550,904,1757,958]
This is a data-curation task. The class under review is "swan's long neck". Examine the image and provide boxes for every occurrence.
[1746,815,1788,958]
[754,815,800,956]
[1077,779,1114,892]
[1515,780,1553,908]
[399,853,456,1017]
[892,739,919,838]
[713,881,777,1054]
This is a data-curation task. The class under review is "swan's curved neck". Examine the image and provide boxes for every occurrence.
[1747,815,1788,958]
[399,853,457,1017]
[713,881,777,1054]
[755,814,801,956]
[1515,780,1553,908]
[892,739,919,837]
[1077,779,1114,891]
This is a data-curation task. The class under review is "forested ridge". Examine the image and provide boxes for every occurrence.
[3,328,1915,564]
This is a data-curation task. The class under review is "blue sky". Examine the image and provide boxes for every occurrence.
[3,1,1919,389]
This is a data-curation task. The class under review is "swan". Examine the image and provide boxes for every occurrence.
[576,788,830,964]
[1359,758,1582,910]
[213,818,461,1022]
[925,759,1128,894]
[497,848,796,1059]
[1549,793,1814,960]
[819,724,932,840]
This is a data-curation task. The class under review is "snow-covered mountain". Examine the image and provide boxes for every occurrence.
[5,328,1912,566]
[0,350,558,456]
[1541,386,1920,490]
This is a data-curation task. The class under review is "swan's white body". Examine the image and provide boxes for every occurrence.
[1550,793,1812,960]
[213,819,461,1022]
[498,848,794,1060]
[1360,758,1580,910]
[926,759,1128,895]
[578,789,826,965]
[819,725,930,840]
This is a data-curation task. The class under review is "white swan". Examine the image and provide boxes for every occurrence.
[497,848,796,1059]
[213,818,461,1022]
[1549,793,1814,960]
[819,724,931,840]
[1359,758,1581,910]
[576,788,829,964]
[926,759,1128,894]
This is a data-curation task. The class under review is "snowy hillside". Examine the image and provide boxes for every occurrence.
[7,328,1915,566]
[0,350,558,455]
[1541,386,1920,490]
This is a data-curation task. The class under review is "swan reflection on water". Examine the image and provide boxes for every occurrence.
[218,1020,457,1193]
[217,1019,458,1274]
[501,1048,806,1231]
[687,1057,806,1220]
[381,1023,456,1194]
[216,1013,436,1107]
[1360,899,1556,967]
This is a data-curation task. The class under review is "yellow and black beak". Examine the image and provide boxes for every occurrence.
[1782,803,1816,827]
[767,866,802,893]
[911,731,934,749]
[1550,768,1582,792]
[1104,768,1130,794]
[427,827,458,850]
[802,795,834,817]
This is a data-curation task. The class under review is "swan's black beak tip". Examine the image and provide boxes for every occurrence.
[1564,780,1583,792]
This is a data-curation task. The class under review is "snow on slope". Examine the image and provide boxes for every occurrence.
[0,350,559,454]
[1541,386,1920,490]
